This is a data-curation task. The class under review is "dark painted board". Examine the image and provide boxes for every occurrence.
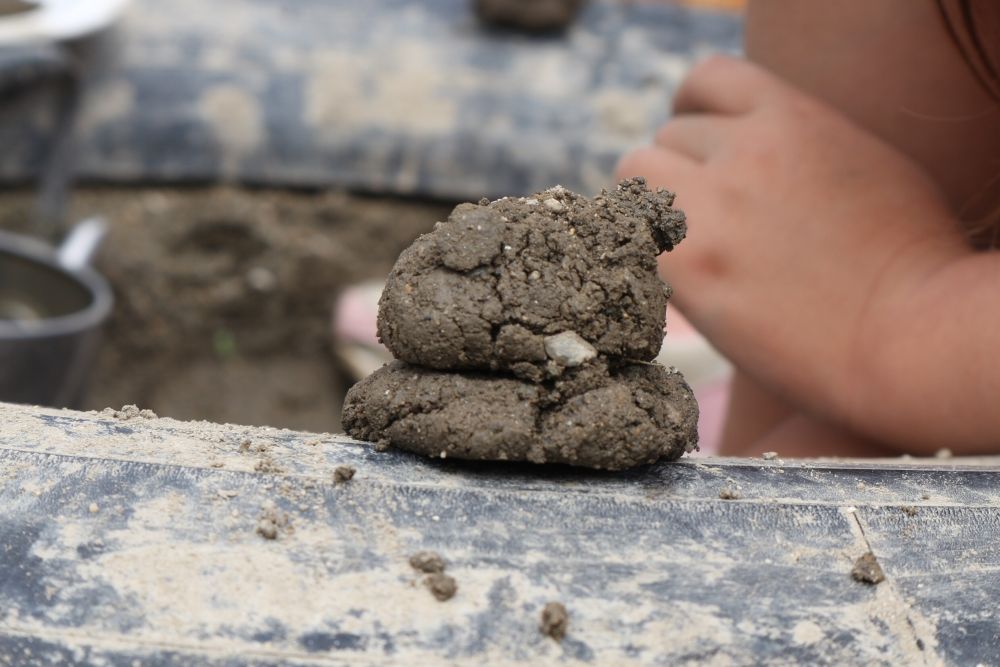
[1,402,998,665]
[0,0,742,200]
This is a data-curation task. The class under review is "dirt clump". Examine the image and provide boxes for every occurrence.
[409,551,455,600]
[333,465,356,483]
[851,552,885,585]
[344,179,698,470]
[718,486,741,500]
[256,507,292,541]
[101,405,157,420]
[344,359,696,470]
[475,0,585,32]
[377,179,685,379]
[409,551,446,574]
[424,573,458,601]
[540,601,569,640]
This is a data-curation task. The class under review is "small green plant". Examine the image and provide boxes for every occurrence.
[212,328,238,360]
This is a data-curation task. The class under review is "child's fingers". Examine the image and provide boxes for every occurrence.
[654,114,730,162]
[614,145,695,189]
[672,55,775,116]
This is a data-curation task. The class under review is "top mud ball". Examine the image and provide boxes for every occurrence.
[345,178,699,470]
[377,178,687,382]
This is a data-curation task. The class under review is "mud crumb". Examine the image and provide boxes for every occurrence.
[103,404,157,420]
[921,494,931,500]
[409,551,446,574]
[761,451,778,461]
[256,518,279,540]
[424,573,457,601]
[256,507,291,540]
[719,486,741,500]
[540,601,569,640]
[851,552,885,585]
[900,505,918,517]
[254,457,284,474]
[333,465,356,484]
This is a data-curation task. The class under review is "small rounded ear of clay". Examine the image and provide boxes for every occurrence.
[435,206,506,272]
[610,177,688,252]
[649,207,687,252]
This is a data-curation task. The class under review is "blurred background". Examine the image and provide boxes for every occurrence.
[0,0,741,442]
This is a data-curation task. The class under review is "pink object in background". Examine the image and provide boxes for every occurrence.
[658,307,731,455]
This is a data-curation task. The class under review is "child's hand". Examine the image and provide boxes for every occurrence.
[617,56,966,438]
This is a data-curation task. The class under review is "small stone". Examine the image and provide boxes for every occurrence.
[900,505,918,517]
[425,573,457,601]
[256,518,279,540]
[333,465,355,483]
[543,198,565,212]
[88,503,99,514]
[934,448,953,459]
[543,331,597,367]
[851,552,885,585]
[246,266,278,292]
[762,451,778,461]
[256,507,288,540]
[718,487,741,500]
[540,602,569,640]
[409,551,446,574]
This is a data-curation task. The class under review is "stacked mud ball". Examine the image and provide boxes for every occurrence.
[342,178,699,471]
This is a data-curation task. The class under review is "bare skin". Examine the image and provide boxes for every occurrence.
[618,0,1000,456]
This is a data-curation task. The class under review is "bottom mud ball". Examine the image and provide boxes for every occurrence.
[342,361,698,471]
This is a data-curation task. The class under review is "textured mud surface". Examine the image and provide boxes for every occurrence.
[377,178,686,379]
[343,359,697,470]
[349,179,695,470]
[475,0,585,32]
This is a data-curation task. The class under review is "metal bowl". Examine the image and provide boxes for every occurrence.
[0,228,112,407]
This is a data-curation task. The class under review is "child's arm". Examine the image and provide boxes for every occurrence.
[617,56,999,454]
